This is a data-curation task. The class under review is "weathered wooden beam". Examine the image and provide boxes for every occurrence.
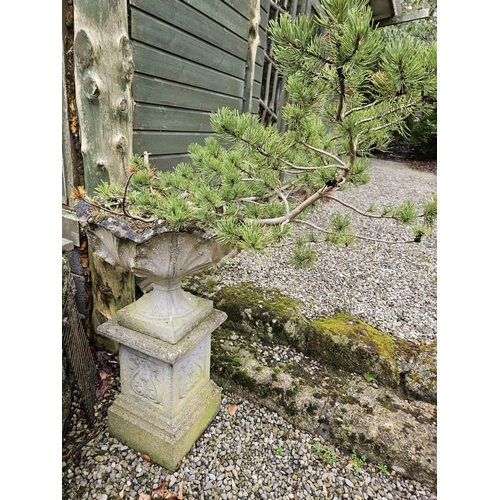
[73,0,136,345]
[243,0,262,114]
[88,251,135,354]
[62,42,78,208]
[375,9,430,27]
[73,0,133,196]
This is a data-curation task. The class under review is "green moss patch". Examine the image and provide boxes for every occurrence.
[188,276,435,399]
[402,342,437,404]
[209,323,436,484]
[310,314,399,387]
[214,283,311,352]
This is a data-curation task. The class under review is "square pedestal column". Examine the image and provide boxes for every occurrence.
[97,309,226,470]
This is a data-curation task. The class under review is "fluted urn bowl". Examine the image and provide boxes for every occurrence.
[77,201,232,343]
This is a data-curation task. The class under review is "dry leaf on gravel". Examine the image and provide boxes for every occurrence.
[138,452,153,465]
[151,480,184,499]
[151,482,166,498]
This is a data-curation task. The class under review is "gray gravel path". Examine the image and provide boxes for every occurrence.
[218,158,437,346]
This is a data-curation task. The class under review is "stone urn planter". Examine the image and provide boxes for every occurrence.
[77,200,232,470]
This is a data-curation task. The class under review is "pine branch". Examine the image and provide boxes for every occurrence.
[324,195,383,218]
[354,234,418,244]
[355,115,408,140]
[336,66,346,121]
[354,99,420,129]
[238,161,267,185]
[293,219,420,244]
[344,98,384,118]
[299,141,350,170]
[325,194,431,220]
[278,33,336,67]
[274,187,291,219]
[224,127,333,173]
[251,184,336,226]
[81,196,156,224]
[239,182,295,204]
[121,173,155,222]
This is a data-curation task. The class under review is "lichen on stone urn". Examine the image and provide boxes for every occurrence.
[77,200,232,343]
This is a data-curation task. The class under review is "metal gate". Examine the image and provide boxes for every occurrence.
[62,265,96,428]
[258,0,319,130]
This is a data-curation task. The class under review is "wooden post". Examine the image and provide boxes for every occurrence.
[73,0,135,348]
[88,251,135,353]
[243,0,261,114]
[73,0,133,195]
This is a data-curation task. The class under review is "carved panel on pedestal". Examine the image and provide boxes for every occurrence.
[121,348,166,406]
[129,353,162,404]
[175,338,210,403]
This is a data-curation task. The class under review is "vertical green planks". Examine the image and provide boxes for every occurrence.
[130,0,254,170]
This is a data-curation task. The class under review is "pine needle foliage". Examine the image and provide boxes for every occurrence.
[290,237,318,269]
[83,0,437,268]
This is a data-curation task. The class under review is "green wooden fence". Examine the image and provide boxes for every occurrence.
[130,0,266,170]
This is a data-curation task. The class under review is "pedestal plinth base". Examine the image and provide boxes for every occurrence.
[108,380,221,471]
[97,310,227,470]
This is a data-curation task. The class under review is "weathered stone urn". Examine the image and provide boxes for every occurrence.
[77,201,231,469]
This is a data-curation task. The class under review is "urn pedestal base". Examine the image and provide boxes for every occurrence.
[107,381,221,470]
[115,287,214,344]
[97,310,226,470]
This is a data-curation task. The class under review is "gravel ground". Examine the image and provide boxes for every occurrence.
[217,158,437,346]
[62,159,438,499]
[63,386,438,500]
